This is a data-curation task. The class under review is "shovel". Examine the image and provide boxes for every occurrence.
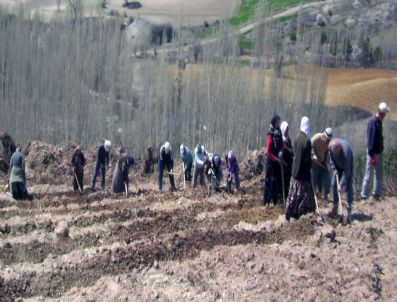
[279,161,286,207]
[335,173,343,216]
[124,182,128,197]
[74,172,82,194]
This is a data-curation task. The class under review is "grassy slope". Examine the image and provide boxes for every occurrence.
[230,0,314,27]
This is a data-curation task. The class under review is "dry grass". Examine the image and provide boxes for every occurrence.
[325,68,397,120]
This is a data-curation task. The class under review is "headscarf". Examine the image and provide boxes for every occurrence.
[164,142,171,154]
[280,121,289,139]
[300,116,311,138]
[104,140,111,152]
[228,150,234,159]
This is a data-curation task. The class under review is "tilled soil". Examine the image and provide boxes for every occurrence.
[0,179,396,301]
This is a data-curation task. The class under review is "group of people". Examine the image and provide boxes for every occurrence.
[262,102,390,223]
[70,140,135,194]
[7,101,390,225]
[158,142,240,193]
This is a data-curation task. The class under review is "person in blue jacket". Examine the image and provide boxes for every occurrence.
[329,138,354,223]
[180,144,193,182]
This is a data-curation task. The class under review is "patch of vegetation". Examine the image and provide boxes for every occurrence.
[230,0,315,27]
[268,0,313,12]
[239,34,253,52]
[230,0,261,27]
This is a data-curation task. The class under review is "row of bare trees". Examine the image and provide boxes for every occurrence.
[0,6,333,158]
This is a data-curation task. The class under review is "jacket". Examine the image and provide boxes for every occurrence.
[97,145,109,166]
[266,125,284,162]
[194,146,207,169]
[159,145,173,166]
[291,131,312,181]
[367,116,384,156]
[329,139,354,188]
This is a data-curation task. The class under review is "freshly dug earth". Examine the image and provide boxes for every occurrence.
[0,176,396,301]
[0,140,396,301]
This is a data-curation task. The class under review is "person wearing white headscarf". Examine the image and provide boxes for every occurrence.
[280,121,294,198]
[285,117,315,221]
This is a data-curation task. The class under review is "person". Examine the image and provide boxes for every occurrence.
[158,142,177,192]
[285,117,315,221]
[361,102,390,201]
[91,140,111,191]
[329,138,354,223]
[311,128,333,201]
[193,144,207,188]
[205,153,223,191]
[9,146,29,200]
[111,148,134,194]
[280,121,294,198]
[143,145,156,175]
[71,146,86,192]
[225,150,240,193]
[180,144,193,182]
[263,114,285,206]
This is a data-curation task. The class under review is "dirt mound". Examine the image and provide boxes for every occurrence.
[0,132,16,175]
[24,141,77,184]
[239,148,266,182]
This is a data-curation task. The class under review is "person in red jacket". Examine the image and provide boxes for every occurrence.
[263,114,285,206]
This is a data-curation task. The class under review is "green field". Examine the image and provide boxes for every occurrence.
[230,0,315,27]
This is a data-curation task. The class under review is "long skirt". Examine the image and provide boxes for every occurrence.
[11,182,28,200]
[285,178,315,221]
[111,164,128,194]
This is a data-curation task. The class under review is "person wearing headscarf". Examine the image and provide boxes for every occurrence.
[180,144,193,182]
[280,121,294,198]
[225,150,240,193]
[263,114,285,206]
[285,117,315,221]
[91,139,111,191]
[329,138,354,223]
[71,146,86,192]
[111,148,134,194]
[158,142,177,192]
[9,146,29,200]
[311,128,333,201]
[193,144,207,188]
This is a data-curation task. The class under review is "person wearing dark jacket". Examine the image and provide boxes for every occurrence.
[361,102,390,201]
[225,150,240,193]
[180,144,193,182]
[71,146,86,192]
[329,138,354,222]
[143,146,156,175]
[112,148,134,194]
[263,114,285,206]
[9,146,29,200]
[285,117,315,221]
[158,142,177,192]
[280,121,294,198]
[91,140,111,191]
[205,153,223,191]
